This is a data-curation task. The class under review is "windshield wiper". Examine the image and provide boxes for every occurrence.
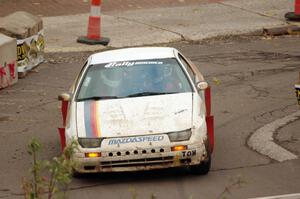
[126,92,178,98]
[77,95,119,101]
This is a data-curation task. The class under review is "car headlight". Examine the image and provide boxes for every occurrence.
[167,129,192,142]
[78,138,102,148]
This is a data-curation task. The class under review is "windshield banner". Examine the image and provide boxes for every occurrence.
[104,61,163,68]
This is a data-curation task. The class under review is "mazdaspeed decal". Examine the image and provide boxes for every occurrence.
[108,135,164,145]
[84,101,101,138]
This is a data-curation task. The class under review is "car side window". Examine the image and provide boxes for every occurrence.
[178,54,196,83]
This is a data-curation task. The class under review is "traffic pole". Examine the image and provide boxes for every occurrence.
[285,0,300,21]
[77,0,110,45]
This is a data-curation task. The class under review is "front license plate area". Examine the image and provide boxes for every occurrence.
[181,150,196,158]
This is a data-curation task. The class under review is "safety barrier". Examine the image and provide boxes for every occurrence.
[0,11,44,78]
[0,34,17,89]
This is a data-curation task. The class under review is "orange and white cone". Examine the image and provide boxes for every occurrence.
[285,0,300,21]
[77,0,110,45]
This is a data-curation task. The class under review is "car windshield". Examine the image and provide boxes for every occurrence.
[76,58,193,101]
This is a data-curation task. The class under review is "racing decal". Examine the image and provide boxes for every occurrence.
[108,135,164,145]
[84,101,101,137]
[104,61,163,68]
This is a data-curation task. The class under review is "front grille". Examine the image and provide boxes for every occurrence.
[99,146,192,169]
[104,148,167,157]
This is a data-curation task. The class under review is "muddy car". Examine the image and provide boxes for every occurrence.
[58,47,214,175]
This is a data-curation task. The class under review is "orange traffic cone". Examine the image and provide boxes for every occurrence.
[77,0,110,45]
[285,0,300,21]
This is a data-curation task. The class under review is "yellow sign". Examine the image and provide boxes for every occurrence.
[17,43,27,61]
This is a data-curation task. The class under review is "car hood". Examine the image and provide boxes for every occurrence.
[76,93,193,138]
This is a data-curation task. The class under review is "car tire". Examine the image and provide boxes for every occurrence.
[190,155,211,175]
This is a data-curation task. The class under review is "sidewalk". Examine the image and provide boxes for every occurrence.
[42,0,292,53]
[1,0,292,52]
[0,0,221,17]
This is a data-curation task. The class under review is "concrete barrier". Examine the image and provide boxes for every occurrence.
[0,33,17,89]
[0,11,44,78]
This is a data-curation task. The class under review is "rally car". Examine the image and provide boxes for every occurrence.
[58,47,214,175]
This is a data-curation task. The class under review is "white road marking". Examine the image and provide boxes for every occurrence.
[249,193,300,199]
[248,110,300,162]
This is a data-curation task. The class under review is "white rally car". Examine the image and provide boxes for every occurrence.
[58,47,214,175]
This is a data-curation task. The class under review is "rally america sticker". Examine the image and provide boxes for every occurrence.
[108,135,164,145]
[104,61,163,68]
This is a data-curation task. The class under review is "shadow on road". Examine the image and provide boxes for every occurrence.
[70,167,204,187]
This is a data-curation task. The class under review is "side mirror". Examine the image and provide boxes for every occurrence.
[196,81,208,90]
[58,92,72,101]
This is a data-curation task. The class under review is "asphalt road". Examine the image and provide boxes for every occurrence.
[0,35,299,199]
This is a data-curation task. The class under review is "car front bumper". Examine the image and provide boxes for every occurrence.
[72,142,208,173]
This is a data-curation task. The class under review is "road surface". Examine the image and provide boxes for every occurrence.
[0,35,299,199]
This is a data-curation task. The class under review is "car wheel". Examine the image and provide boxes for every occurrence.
[190,155,211,175]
